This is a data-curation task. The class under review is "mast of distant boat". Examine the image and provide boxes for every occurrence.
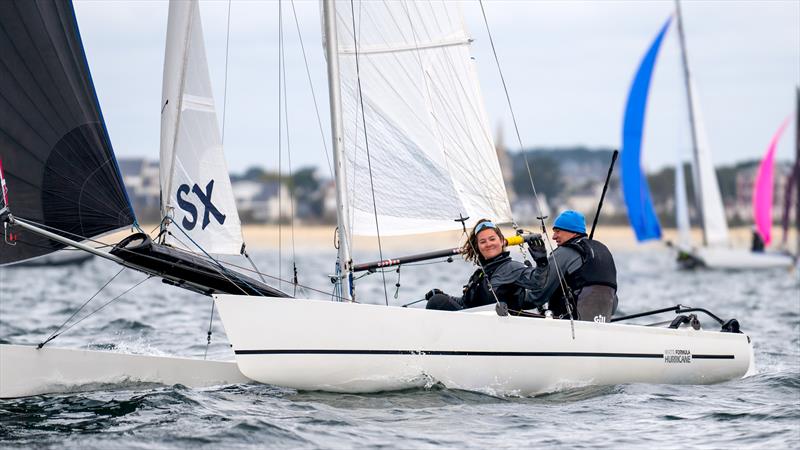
[796,87,800,257]
[674,0,707,246]
[322,0,353,301]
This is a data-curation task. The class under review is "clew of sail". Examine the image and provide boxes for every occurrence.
[331,0,511,236]
[160,1,242,254]
[0,0,135,265]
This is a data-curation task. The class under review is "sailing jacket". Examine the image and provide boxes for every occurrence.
[459,251,541,311]
[530,236,618,319]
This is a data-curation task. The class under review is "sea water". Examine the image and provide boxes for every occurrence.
[1,246,798,448]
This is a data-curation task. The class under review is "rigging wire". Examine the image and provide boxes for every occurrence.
[39,272,153,348]
[38,267,126,348]
[477,0,575,334]
[289,0,334,179]
[279,7,299,297]
[276,0,284,293]
[220,0,233,143]
[349,0,389,306]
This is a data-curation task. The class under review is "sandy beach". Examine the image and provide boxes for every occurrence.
[102,224,798,255]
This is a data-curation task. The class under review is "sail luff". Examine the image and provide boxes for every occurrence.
[160,0,195,221]
[675,0,729,247]
[674,0,707,246]
[159,0,244,255]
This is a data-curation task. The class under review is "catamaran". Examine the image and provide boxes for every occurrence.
[620,1,796,270]
[1,0,754,398]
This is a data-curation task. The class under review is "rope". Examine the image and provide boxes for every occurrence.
[478,1,574,335]
[349,0,389,306]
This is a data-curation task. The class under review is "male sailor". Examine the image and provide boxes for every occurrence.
[525,210,618,322]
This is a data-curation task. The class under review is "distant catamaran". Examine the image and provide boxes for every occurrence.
[620,0,795,270]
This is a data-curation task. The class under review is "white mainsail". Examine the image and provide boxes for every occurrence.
[331,0,512,236]
[675,1,729,249]
[687,81,730,247]
[160,1,243,254]
[674,157,692,249]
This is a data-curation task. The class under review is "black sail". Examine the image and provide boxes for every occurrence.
[0,0,135,265]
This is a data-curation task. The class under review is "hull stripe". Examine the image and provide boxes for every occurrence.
[234,349,734,359]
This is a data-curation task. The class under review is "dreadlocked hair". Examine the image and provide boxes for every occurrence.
[461,218,505,265]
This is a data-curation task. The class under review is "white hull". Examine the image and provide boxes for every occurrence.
[214,295,754,396]
[688,247,795,270]
[0,344,251,398]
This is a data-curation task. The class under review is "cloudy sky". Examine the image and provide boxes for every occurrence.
[74,0,800,176]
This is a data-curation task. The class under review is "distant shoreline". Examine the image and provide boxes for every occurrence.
[103,224,798,254]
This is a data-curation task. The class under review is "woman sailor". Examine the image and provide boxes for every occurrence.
[424,219,546,312]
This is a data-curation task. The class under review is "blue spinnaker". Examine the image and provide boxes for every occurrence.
[621,16,672,242]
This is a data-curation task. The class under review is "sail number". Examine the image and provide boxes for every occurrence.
[176,180,226,230]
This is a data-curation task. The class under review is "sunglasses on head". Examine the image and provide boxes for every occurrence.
[474,221,497,233]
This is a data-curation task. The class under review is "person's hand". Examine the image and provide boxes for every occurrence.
[525,234,548,267]
[425,288,444,300]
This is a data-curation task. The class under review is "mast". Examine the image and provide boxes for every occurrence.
[674,0,707,245]
[796,87,799,256]
[323,0,353,300]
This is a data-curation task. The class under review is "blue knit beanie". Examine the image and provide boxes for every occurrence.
[553,210,587,234]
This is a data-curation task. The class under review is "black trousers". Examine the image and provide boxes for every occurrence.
[425,293,465,311]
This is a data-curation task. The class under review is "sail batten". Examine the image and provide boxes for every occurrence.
[332,0,511,236]
[0,0,135,265]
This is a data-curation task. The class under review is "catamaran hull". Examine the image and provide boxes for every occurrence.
[685,247,795,270]
[214,295,754,396]
[0,344,251,398]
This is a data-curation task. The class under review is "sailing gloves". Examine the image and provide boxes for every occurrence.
[526,234,549,267]
[425,288,444,300]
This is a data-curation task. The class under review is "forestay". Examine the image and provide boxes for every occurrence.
[331,0,512,236]
[160,1,242,254]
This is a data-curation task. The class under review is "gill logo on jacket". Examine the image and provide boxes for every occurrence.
[176,180,226,230]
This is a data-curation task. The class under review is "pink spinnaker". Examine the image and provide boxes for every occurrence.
[753,115,793,245]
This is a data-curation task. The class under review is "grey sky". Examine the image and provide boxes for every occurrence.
[74,0,800,175]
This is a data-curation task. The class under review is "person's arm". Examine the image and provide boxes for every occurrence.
[512,247,582,307]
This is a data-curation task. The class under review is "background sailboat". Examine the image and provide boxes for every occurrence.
[621,2,794,270]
